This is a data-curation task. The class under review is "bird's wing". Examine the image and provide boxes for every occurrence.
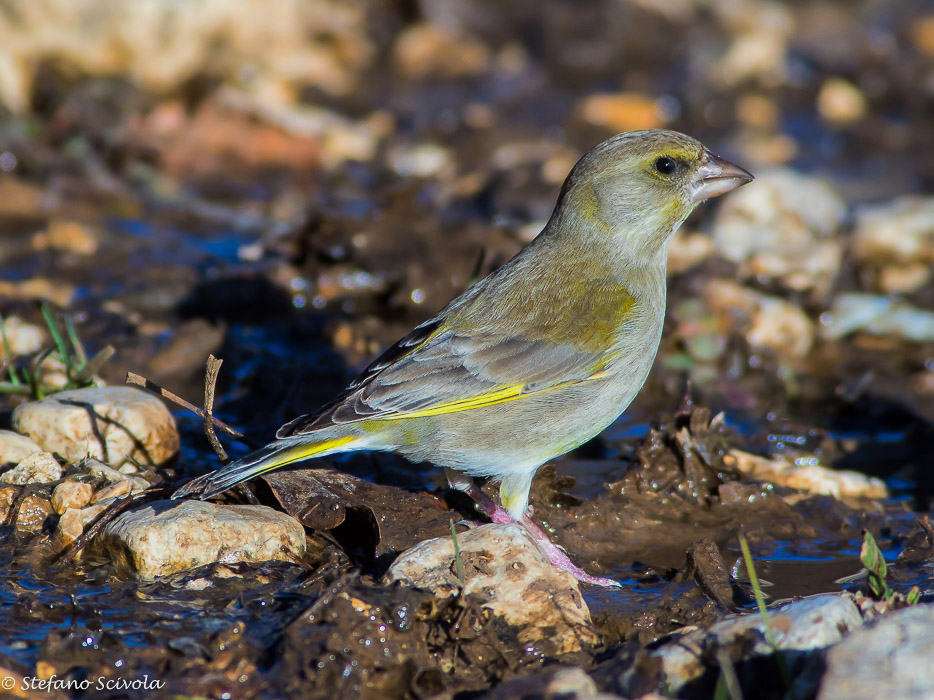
[276,313,609,437]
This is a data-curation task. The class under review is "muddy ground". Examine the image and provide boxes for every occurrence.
[1,0,933,698]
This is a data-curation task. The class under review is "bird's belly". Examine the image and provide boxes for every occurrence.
[392,364,652,479]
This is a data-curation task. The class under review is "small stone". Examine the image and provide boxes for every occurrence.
[668,230,714,275]
[703,280,814,361]
[636,594,862,695]
[393,23,490,79]
[728,449,888,499]
[127,477,151,493]
[93,500,306,579]
[578,93,665,132]
[51,481,93,514]
[0,317,45,358]
[712,169,845,297]
[817,78,868,124]
[84,459,128,482]
[0,430,43,466]
[40,220,99,255]
[2,451,62,485]
[15,495,53,533]
[92,479,132,504]
[852,196,934,292]
[818,604,934,700]
[0,278,75,308]
[12,386,179,467]
[80,501,115,527]
[820,294,934,342]
[384,523,598,654]
[53,508,84,549]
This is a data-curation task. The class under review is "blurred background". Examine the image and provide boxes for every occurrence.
[0,0,933,478]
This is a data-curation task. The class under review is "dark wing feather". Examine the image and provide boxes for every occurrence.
[277,316,605,437]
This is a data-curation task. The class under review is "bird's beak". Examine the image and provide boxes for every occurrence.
[690,152,754,203]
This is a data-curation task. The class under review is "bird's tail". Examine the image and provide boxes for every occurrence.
[171,433,358,500]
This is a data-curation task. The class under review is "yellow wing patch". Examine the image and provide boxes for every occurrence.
[369,371,605,422]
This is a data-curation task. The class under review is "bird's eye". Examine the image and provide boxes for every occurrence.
[655,157,676,175]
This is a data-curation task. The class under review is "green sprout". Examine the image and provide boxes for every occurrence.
[0,303,113,399]
[860,530,920,605]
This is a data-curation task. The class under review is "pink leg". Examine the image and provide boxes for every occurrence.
[466,484,619,588]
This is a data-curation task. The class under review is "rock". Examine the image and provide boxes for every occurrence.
[94,500,306,579]
[818,604,934,700]
[392,22,490,79]
[0,278,75,308]
[12,387,179,467]
[2,451,62,485]
[703,279,814,361]
[817,78,867,124]
[80,500,115,527]
[0,487,51,531]
[727,449,888,499]
[35,220,99,255]
[852,197,934,293]
[384,523,598,654]
[820,294,934,342]
[485,666,621,700]
[0,430,42,466]
[667,230,714,274]
[578,93,666,132]
[712,169,845,297]
[53,508,84,549]
[0,317,45,358]
[91,479,132,504]
[629,594,862,695]
[84,459,128,482]
[50,481,93,514]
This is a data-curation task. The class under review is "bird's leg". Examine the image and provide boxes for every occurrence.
[464,483,619,588]
[465,483,513,524]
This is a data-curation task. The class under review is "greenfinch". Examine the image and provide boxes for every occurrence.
[173,129,753,587]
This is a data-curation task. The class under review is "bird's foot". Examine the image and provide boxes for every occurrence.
[455,519,486,529]
[464,483,619,588]
[518,513,620,588]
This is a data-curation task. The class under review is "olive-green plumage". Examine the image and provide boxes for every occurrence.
[173,130,752,577]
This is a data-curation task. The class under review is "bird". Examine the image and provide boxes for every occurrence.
[173,129,753,587]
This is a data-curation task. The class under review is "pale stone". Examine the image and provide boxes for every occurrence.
[51,481,93,514]
[0,430,42,466]
[712,169,845,297]
[12,387,179,467]
[53,508,85,549]
[2,451,62,485]
[84,459,127,482]
[727,449,888,499]
[820,294,934,343]
[94,500,306,579]
[0,317,45,358]
[637,594,862,695]
[852,196,934,293]
[817,78,867,124]
[384,523,598,654]
[703,280,814,361]
[818,604,934,700]
[91,479,132,504]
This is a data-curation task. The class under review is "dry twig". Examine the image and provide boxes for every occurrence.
[203,354,229,463]
[125,370,243,439]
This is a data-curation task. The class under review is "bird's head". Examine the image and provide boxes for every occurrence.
[552,129,753,264]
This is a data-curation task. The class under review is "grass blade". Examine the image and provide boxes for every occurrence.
[40,302,73,376]
[738,532,790,687]
[0,315,22,386]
